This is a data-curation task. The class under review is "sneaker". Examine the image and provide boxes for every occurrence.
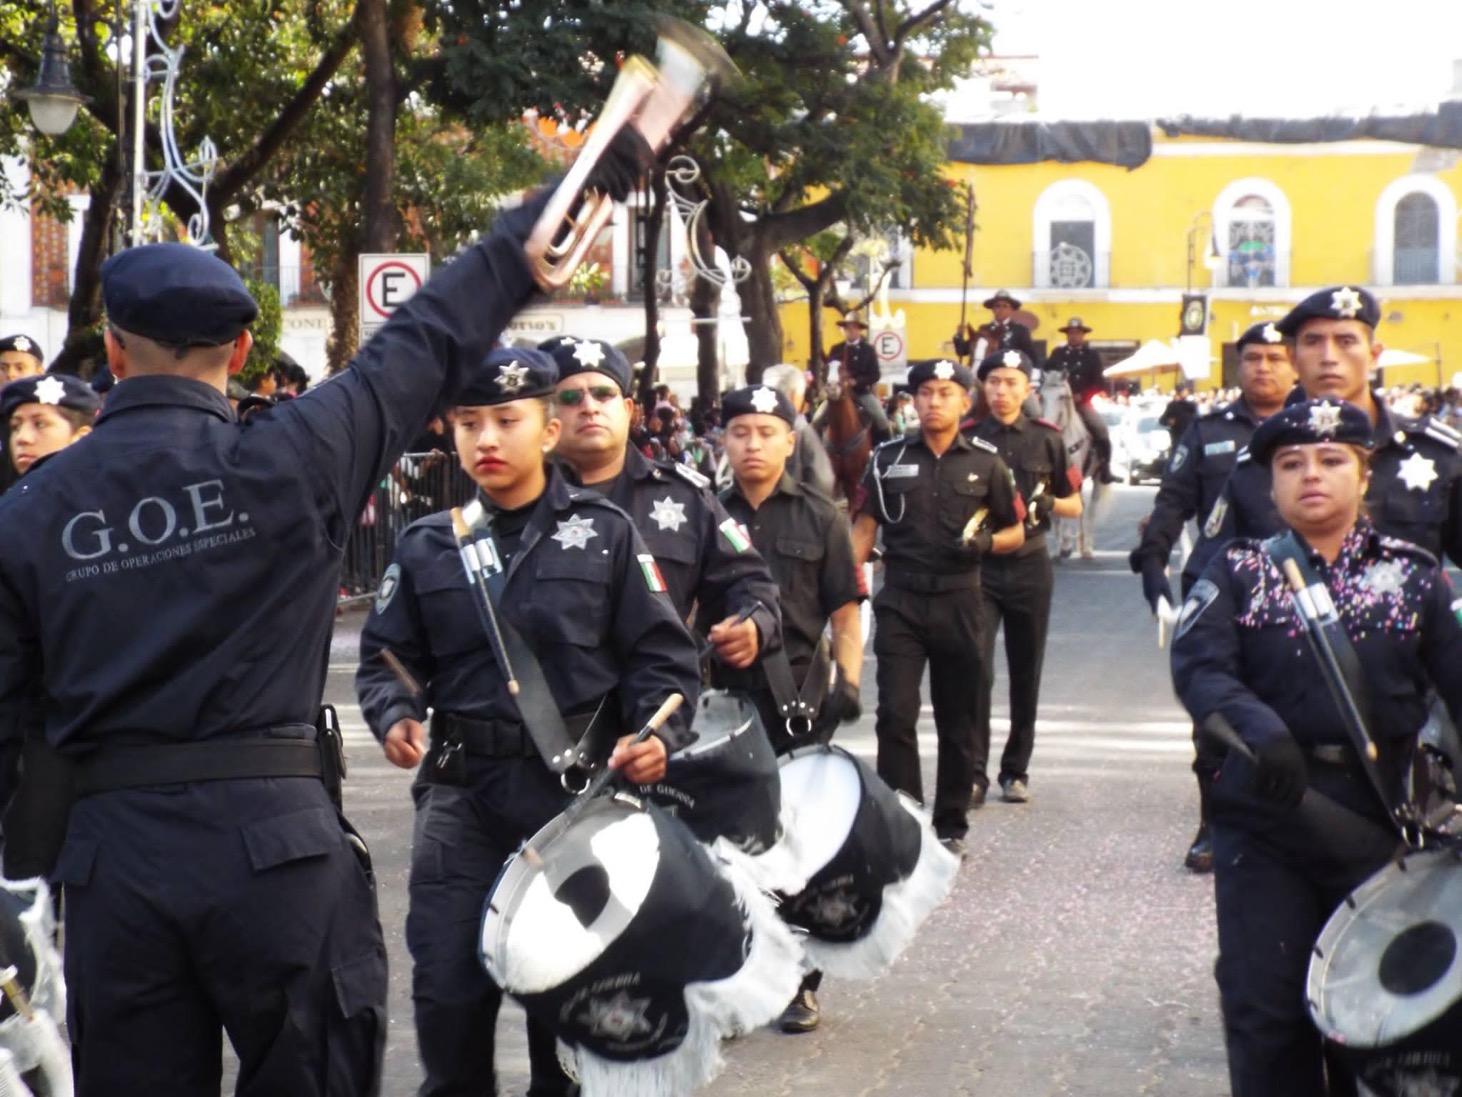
[939,836,968,860]
[778,989,820,1033]
[1000,777,1030,804]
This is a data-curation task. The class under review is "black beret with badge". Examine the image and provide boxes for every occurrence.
[1275,285,1380,337]
[102,243,258,348]
[721,384,796,427]
[1247,397,1374,465]
[0,335,44,361]
[908,358,974,391]
[1,373,101,421]
[539,336,632,394]
[1235,321,1287,353]
[456,347,559,406]
[976,348,1034,382]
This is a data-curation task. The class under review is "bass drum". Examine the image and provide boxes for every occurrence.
[1307,848,1462,1096]
[640,690,782,854]
[479,793,800,1097]
[774,744,960,979]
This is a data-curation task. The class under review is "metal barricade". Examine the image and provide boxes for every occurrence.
[338,451,477,606]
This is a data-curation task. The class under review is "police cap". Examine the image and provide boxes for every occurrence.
[976,348,1034,382]
[1248,397,1373,464]
[1235,321,1287,354]
[1,373,101,422]
[102,243,258,347]
[540,336,632,394]
[722,384,796,427]
[457,347,559,406]
[0,334,43,361]
[1275,286,1380,338]
[908,358,974,391]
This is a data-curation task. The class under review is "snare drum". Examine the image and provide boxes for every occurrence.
[1307,848,1462,1096]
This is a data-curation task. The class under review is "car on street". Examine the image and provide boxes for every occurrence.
[1112,407,1171,485]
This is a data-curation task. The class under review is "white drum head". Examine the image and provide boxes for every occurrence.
[776,748,862,881]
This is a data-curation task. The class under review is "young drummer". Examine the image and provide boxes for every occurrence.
[2,373,99,478]
[354,347,700,1097]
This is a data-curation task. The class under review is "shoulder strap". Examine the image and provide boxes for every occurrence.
[760,640,832,739]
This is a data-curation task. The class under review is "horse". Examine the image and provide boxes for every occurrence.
[821,379,873,517]
[1037,369,1108,559]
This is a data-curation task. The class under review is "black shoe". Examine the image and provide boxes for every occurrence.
[778,989,820,1033]
[1099,468,1117,485]
[999,777,1030,804]
[1184,824,1214,874]
[939,836,968,860]
[970,785,987,809]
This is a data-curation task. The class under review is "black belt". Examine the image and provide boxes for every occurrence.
[883,569,980,593]
[75,731,322,797]
[430,712,538,760]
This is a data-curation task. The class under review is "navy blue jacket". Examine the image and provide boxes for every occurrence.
[0,209,540,755]
[355,467,700,752]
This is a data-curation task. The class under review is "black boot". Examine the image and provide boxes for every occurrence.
[1184,773,1214,874]
[1096,437,1117,484]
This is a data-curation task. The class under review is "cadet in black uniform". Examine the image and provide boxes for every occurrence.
[1211,286,1462,564]
[851,358,1025,857]
[1129,320,1296,873]
[0,201,547,1095]
[355,348,700,1097]
[953,290,1039,369]
[700,383,864,1035]
[1171,398,1462,1097]
[545,336,781,664]
[2,372,99,478]
[1042,317,1114,482]
[970,349,1083,804]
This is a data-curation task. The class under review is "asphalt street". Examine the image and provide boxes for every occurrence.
[322,482,1231,1096]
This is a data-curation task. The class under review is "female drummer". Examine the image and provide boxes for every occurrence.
[1171,396,1462,1097]
[354,347,700,1097]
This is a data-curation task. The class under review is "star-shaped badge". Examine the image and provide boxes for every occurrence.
[33,376,66,406]
[1002,350,1022,368]
[578,991,653,1042]
[1308,402,1342,436]
[495,361,528,393]
[551,514,598,550]
[1330,287,1363,318]
[572,341,605,369]
[750,386,779,414]
[933,360,955,381]
[12,336,31,354]
[1261,323,1281,343]
[648,496,687,532]
[1363,559,1406,597]
[1397,451,1438,492]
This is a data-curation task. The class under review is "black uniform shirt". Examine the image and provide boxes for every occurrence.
[0,218,538,753]
[860,431,1022,573]
[1045,343,1105,400]
[582,446,782,649]
[959,321,1039,368]
[970,413,1079,548]
[827,339,881,393]
[355,466,700,751]
[703,473,861,682]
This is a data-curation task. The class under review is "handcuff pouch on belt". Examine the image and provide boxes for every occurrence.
[761,638,833,745]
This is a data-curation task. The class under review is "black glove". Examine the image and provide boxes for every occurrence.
[586,126,657,202]
[811,668,861,743]
[1137,555,1175,615]
[961,528,994,557]
[1253,736,1308,809]
[1027,491,1055,526]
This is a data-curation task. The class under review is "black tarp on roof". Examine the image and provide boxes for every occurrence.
[1157,103,1462,149]
[948,121,1153,169]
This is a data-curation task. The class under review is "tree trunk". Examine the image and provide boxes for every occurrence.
[638,168,667,407]
[807,278,829,395]
[327,246,361,373]
[53,161,123,378]
[735,244,781,384]
[359,0,398,253]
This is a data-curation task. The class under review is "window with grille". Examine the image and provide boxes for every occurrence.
[1393,192,1439,285]
[1226,195,1276,288]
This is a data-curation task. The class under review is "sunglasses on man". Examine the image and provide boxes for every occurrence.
[555,386,621,406]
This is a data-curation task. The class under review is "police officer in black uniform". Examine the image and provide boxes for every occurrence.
[970,349,1083,804]
[0,195,554,1094]
[1129,320,1297,872]
[701,382,864,1034]
[851,358,1025,857]
[1171,397,1462,1097]
[954,290,1040,369]
[1209,286,1462,565]
[355,348,700,1097]
[1043,317,1115,482]
[545,336,782,665]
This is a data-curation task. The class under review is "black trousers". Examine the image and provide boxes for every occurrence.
[1075,400,1112,465]
[407,758,575,1097]
[974,547,1054,786]
[872,583,984,839]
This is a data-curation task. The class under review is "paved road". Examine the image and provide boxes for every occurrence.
[323,483,1230,1096]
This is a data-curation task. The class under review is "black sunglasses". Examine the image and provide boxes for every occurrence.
[555,386,621,406]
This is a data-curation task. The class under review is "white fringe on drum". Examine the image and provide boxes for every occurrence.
[802,798,960,981]
[0,878,72,1097]
[713,800,812,896]
[560,852,803,1097]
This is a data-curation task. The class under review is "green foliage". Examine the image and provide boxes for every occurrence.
[242,278,282,384]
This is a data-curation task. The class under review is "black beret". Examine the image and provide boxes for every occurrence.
[722,384,796,427]
[982,289,1021,310]
[976,348,1034,381]
[0,334,43,360]
[1235,321,1287,354]
[908,358,973,391]
[1,373,101,421]
[540,336,631,394]
[102,243,258,347]
[457,347,559,406]
[1248,397,1373,464]
[1276,286,1380,337]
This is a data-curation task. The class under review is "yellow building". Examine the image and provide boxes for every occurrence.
[792,124,1462,390]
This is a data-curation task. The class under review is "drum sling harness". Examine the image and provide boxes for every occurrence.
[760,639,832,740]
[1265,531,1415,837]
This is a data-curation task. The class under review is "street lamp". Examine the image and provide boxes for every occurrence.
[16,6,89,137]
[1185,211,1222,294]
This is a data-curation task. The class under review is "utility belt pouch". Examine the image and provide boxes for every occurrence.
[2,740,78,881]
[317,704,346,810]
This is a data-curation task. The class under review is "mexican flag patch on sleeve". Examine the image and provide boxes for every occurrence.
[719,518,752,553]
[638,553,668,593]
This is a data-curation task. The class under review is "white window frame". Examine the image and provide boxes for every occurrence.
[1374,174,1456,286]
[1213,177,1291,289]
[1032,179,1110,289]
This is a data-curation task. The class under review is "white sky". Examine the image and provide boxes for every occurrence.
[982,0,1462,118]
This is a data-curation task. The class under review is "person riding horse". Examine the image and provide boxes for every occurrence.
[954,290,1039,368]
[827,312,891,440]
[1043,317,1115,483]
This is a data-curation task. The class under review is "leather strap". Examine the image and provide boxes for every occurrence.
[761,640,832,736]
[75,737,322,797]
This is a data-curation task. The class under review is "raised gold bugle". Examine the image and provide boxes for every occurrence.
[525,20,736,291]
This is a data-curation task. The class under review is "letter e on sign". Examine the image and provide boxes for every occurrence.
[359,253,430,342]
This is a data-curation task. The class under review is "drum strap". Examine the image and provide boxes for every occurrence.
[1265,532,1411,833]
[761,639,832,736]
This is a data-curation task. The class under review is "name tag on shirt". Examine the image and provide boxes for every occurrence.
[883,463,920,479]
[1204,440,1236,456]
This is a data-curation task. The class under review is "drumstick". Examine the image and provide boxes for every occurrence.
[378,648,422,696]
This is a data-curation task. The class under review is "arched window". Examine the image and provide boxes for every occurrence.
[1032,180,1110,289]
[1213,178,1292,289]
[1375,176,1454,286]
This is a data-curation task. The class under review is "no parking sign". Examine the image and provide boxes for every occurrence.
[871,323,907,371]
[358,253,430,343]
